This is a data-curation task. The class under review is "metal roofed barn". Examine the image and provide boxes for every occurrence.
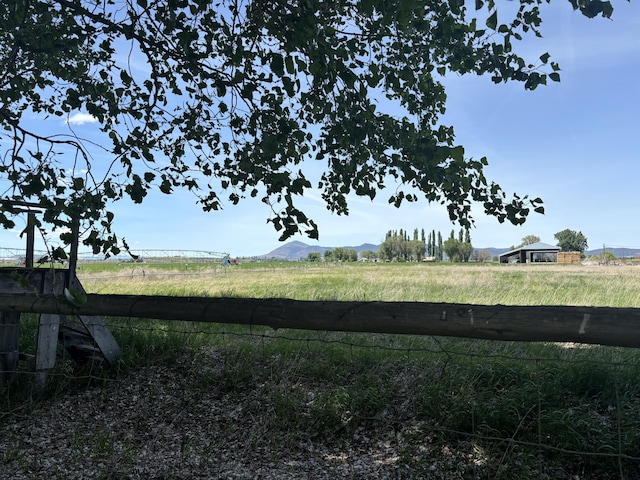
[499,242,561,264]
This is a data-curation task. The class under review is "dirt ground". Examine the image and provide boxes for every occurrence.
[0,352,587,480]
[3,262,639,479]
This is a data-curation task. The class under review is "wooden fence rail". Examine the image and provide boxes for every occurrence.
[1,293,639,348]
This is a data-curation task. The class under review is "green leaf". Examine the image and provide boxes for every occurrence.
[120,69,132,85]
[72,177,84,190]
[64,287,87,307]
[486,11,497,30]
[285,55,295,75]
[282,77,295,97]
[52,247,68,261]
[125,175,147,203]
[216,80,227,96]
[159,179,172,194]
[271,54,284,77]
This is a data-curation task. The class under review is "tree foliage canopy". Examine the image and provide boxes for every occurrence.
[554,229,588,253]
[519,234,541,247]
[0,0,614,255]
[443,228,473,262]
[379,229,425,262]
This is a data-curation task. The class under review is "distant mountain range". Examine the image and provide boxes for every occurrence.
[258,242,640,261]
[259,241,380,260]
[587,247,640,258]
[260,241,509,261]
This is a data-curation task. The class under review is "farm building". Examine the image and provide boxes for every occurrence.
[499,242,561,264]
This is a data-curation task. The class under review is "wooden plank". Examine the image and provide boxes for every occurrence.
[68,277,121,365]
[34,271,65,372]
[35,313,60,370]
[74,315,120,364]
[59,317,105,364]
[0,268,69,294]
[0,293,640,348]
[0,268,46,293]
[0,311,20,386]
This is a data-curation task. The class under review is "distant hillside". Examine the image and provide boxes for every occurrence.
[585,247,640,258]
[260,241,380,260]
[261,242,516,261]
[259,242,640,262]
[474,247,510,259]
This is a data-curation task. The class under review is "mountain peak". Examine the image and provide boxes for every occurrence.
[260,240,377,260]
[282,240,310,248]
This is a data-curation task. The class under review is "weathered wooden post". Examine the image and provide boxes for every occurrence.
[58,218,121,366]
[0,311,20,387]
[34,270,63,389]
[0,210,36,387]
[0,202,120,388]
[25,212,35,268]
[67,215,79,288]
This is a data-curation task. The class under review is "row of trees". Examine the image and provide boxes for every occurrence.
[308,227,589,263]
[377,227,474,262]
[378,229,428,262]
[309,227,474,262]
[325,248,358,262]
[307,247,359,262]
[442,229,474,263]
[426,230,444,261]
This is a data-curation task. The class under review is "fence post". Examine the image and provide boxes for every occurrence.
[0,311,20,387]
[67,215,79,288]
[34,271,66,389]
[1,207,34,386]
[25,212,35,268]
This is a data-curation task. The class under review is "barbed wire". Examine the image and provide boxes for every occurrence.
[102,322,640,368]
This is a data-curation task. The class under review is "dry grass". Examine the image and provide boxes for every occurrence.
[4,261,640,479]
[79,263,640,308]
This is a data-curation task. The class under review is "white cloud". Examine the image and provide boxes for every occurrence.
[67,113,98,125]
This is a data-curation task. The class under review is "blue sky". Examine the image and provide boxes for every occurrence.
[2,1,639,257]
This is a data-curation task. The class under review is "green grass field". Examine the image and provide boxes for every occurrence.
[80,261,640,307]
[3,261,640,479]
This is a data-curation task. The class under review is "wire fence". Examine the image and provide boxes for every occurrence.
[2,315,640,479]
[0,247,232,266]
